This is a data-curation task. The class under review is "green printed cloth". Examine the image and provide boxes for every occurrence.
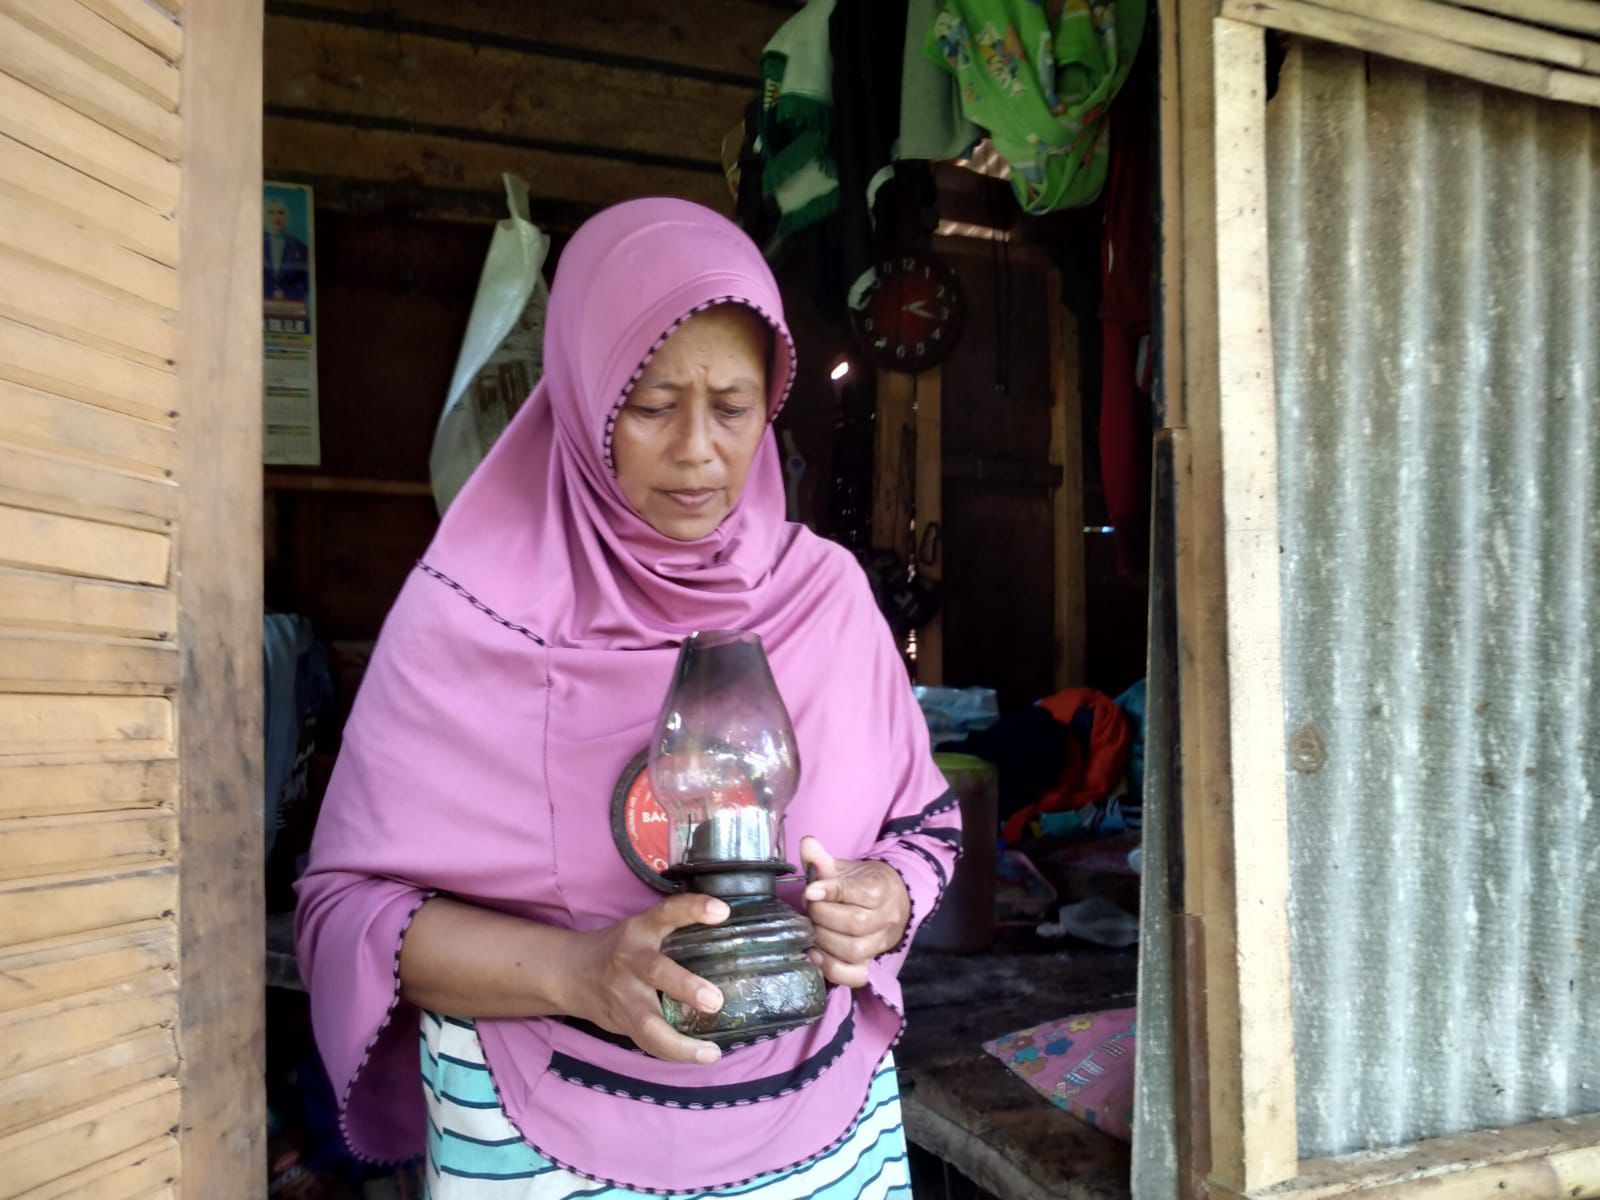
[924,0,1146,212]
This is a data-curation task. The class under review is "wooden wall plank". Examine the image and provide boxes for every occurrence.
[77,0,182,63]
[0,445,179,531]
[12,1135,179,1200]
[295,0,776,81]
[0,863,177,947]
[0,0,181,109]
[1,1079,179,1196]
[0,810,178,881]
[1220,0,1600,107]
[0,972,176,1081]
[872,372,917,556]
[175,3,268,1195]
[0,506,171,586]
[0,695,173,754]
[1209,19,1297,1189]
[0,134,178,266]
[264,14,744,167]
[914,369,943,686]
[0,252,177,370]
[0,922,176,1012]
[0,320,180,425]
[0,1027,177,1140]
[0,567,176,639]
[0,14,181,159]
[0,196,179,313]
[0,381,177,476]
[0,633,180,695]
[0,74,179,213]
[263,116,731,217]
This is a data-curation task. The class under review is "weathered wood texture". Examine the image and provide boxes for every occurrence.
[0,3,188,1195]
[936,244,1065,710]
[174,1,266,1196]
[1224,0,1600,106]
[261,1,781,224]
[897,945,1138,1200]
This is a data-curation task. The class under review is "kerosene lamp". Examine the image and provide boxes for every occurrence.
[648,630,828,1046]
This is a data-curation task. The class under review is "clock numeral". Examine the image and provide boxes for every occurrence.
[901,257,915,270]
[932,328,942,341]
[863,317,874,332]
[916,342,926,356]
[896,344,907,359]
[936,285,947,299]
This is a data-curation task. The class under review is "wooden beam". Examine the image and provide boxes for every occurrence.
[262,13,744,169]
[174,1,267,1195]
[1448,0,1600,37]
[264,114,731,223]
[1047,278,1086,689]
[285,0,779,82]
[1217,1118,1600,1200]
[914,369,943,685]
[1302,0,1600,73]
[1221,0,1600,107]
[1210,19,1297,1192]
[871,371,917,557]
[0,565,176,640]
[1164,3,1297,1194]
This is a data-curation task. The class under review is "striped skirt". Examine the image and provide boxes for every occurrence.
[420,1011,913,1199]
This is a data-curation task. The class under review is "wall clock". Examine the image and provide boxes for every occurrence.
[847,250,967,373]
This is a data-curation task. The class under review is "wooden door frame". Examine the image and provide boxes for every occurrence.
[1159,5,1600,1199]
[174,0,267,1194]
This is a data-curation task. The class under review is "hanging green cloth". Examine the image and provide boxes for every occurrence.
[923,0,1146,213]
[758,0,839,238]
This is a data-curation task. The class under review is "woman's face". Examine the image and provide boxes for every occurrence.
[612,305,770,541]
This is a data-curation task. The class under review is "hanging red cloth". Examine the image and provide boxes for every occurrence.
[1001,688,1133,845]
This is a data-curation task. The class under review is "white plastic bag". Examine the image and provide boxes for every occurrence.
[429,173,551,514]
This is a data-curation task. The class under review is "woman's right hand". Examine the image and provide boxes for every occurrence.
[567,893,730,1065]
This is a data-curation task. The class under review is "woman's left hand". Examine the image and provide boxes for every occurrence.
[798,835,911,988]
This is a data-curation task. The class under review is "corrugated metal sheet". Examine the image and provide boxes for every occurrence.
[1269,41,1600,1158]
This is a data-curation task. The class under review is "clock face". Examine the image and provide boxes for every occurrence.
[848,251,967,373]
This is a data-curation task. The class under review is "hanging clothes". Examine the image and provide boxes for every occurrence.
[1001,688,1132,844]
[897,0,981,161]
[757,0,840,241]
[922,0,1147,214]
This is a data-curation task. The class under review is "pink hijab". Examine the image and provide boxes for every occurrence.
[295,199,959,1191]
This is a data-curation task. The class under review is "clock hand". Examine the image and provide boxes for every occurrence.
[903,300,940,319]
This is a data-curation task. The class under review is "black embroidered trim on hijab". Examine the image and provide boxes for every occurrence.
[417,561,547,646]
[602,296,800,475]
[547,1001,856,1106]
[876,787,959,839]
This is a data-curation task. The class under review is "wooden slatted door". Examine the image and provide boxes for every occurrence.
[0,1,265,1197]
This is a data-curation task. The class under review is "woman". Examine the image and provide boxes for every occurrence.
[296,199,961,1198]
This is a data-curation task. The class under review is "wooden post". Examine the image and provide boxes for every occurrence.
[913,368,943,685]
[176,0,267,1195]
[871,370,917,557]
[1048,278,1087,689]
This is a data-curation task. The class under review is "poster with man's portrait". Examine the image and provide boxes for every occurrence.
[263,182,321,465]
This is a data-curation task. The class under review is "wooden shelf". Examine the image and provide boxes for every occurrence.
[263,471,434,499]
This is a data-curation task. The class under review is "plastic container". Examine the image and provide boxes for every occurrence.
[913,753,999,954]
